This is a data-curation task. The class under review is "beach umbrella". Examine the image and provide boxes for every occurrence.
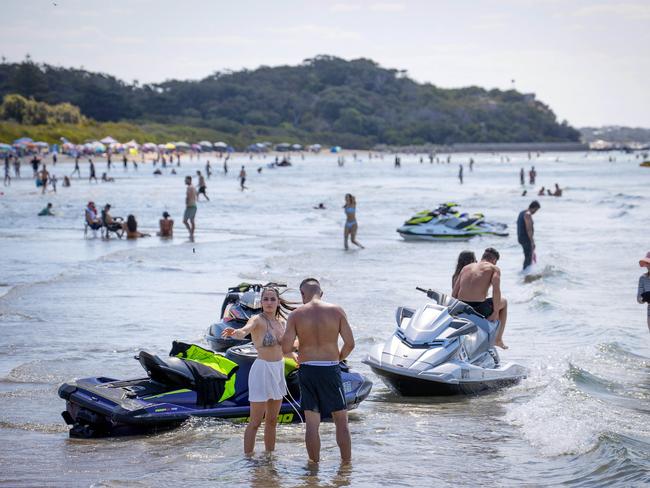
[0,143,14,152]
[198,140,213,149]
[275,143,291,151]
[13,137,33,145]
[35,141,50,148]
[191,143,202,150]
[213,141,228,152]
[330,146,341,153]
[124,139,139,148]
[100,136,118,145]
[175,141,190,148]
[164,142,176,150]
[291,143,303,150]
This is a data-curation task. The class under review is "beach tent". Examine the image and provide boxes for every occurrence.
[100,136,118,145]
[330,146,342,153]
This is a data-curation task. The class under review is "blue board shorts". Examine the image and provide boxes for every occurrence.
[183,206,197,220]
[298,364,346,416]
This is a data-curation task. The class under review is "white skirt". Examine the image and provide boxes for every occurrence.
[248,358,287,402]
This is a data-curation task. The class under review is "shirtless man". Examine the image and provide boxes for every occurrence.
[38,164,50,194]
[281,278,355,463]
[452,247,508,349]
[183,176,197,240]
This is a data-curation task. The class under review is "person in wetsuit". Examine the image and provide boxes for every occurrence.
[517,200,540,270]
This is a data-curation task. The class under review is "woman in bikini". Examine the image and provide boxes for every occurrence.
[343,193,365,250]
[221,287,295,455]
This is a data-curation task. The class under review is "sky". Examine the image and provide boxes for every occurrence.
[1,0,649,128]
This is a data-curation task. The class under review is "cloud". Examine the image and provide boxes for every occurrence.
[573,2,650,20]
[330,3,361,12]
[369,2,406,12]
[267,24,361,41]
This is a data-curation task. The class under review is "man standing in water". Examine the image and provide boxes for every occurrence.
[282,278,355,463]
[452,248,508,349]
[183,176,197,240]
[239,165,247,191]
[517,200,540,270]
[458,164,464,184]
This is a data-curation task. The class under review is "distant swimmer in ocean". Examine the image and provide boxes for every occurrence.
[452,250,477,290]
[38,202,54,216]
[638,252,650,332]
[123,214,150,239]
[452,247,508,349]
[158,211,174,238]
[553,183,563,197]
[538,186,545,196]
[343,193,364,250]
[517,200,540,270]
[519,168,525,185]
[313,203,326,210]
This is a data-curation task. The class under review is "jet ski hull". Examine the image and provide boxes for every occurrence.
[59,344,373,438]
[368,364,521,396]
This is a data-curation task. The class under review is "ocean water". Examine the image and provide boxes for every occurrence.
[0,151,648,487]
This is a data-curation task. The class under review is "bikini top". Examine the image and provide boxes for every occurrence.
[260,315,282,347]
[345,206,356,214]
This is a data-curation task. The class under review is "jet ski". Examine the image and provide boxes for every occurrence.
[59,341,372,438]
[397,202,508,241]
[206,282,285,352]
[363,287,526,396]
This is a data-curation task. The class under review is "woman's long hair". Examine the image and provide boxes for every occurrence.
[452,250,477,288]
[344,193,356,208]
[126,214,137,233]
[261,286,297,320]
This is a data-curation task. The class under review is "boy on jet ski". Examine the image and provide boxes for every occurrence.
[452,247,508,349]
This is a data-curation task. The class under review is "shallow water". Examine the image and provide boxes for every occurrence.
[1,151,649,487]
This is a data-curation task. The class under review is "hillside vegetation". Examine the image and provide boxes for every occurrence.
[0,55,580,148]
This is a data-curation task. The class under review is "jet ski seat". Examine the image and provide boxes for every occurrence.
[138,352,194,387]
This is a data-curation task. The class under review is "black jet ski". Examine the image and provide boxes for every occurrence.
[206,282,286,352]
[58,341,372,438]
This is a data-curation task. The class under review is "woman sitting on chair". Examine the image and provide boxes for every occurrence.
[85,202,102,230]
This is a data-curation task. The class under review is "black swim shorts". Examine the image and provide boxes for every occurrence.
[298,364,346,417]
[465,298,494,319]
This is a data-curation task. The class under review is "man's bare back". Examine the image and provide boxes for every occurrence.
[285,300,351,362]
[453,261,498,302]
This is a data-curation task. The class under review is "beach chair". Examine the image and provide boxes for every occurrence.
[101,210,124,239]
[84,208,102,238]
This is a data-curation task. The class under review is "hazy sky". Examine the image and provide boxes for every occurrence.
[2,0,649,127]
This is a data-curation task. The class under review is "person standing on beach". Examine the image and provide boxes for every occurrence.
[72,156,80,178]
[529,166,537,185]
[638,252,650,333]
[452,247,508,349]
[239,166,247,191]
[458,164,464,184]
[519,168,525,185]
[183,176,197,240]
[89,159,97,183]
[13,156,20,178]
[196,171,210,201]
[343,193,364,250]
[3,156,10,186]
[517,200,540,270]
[39,164,50,194]
[205,160,212,179]
[282,278,355,463]
[224,159,228,174]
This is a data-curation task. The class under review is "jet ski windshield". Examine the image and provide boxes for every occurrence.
[399,304,456,343]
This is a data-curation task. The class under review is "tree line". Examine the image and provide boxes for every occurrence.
[0,55,580,147]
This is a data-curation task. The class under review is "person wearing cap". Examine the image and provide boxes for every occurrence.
[638,252,650,332]
[158,211,174,238]
[84,201,102,230]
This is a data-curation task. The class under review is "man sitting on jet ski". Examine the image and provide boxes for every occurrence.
[452,247,508,349]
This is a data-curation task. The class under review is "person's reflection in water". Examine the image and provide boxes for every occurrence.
[248,454,282,488]
[295,461,352,488]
